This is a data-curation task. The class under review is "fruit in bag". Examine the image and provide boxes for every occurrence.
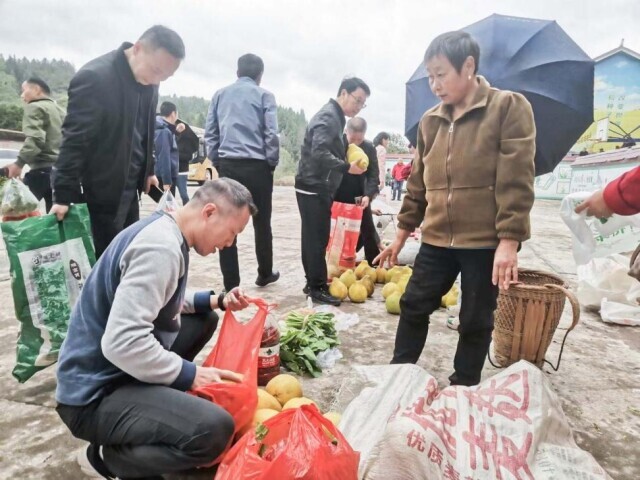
[265,374,303,406]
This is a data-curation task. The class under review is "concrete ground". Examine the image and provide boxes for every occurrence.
[0,185,638,479]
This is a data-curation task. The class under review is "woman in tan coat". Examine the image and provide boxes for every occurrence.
[376,31,536,386]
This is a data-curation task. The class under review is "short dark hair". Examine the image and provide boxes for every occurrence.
[347,117,367,133]
[237,54,264,81]
[337,77,370,97]
[25,76,50,95]
[424,31,480,74]
[192,178,258,216]
[139,25,185,60]
[160,101,177,117]
[373,132,390,147]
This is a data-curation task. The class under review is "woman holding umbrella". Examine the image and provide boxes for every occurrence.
[375,31,536,386]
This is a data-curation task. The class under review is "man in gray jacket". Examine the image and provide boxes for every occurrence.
[55,179,256,480]
[205,53,280,291]
[5,76,65,211]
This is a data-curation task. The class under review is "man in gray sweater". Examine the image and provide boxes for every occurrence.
[55,178,256,479]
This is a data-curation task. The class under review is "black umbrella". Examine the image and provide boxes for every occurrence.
[405,14,594,175]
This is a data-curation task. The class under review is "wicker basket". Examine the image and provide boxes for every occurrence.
[491,269,580,370]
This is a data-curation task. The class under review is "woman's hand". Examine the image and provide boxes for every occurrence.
[574,190,614,219]
[374,229,412,268]
[492,239,519,290]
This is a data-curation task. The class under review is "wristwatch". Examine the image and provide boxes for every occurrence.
[217,292,226,311]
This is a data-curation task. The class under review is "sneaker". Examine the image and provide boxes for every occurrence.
[309,288,341,306]
[255,271,280,287]
[77,444,113,479]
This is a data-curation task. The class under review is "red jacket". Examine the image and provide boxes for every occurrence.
[603,166,640,215]
[391,163,405,181]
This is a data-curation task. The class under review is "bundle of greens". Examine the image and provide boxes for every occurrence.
[279,310,339,377]
[1,178,39,216]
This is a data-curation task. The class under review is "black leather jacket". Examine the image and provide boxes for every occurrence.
[295,99,350,196]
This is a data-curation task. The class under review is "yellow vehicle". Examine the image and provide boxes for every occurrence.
[186,126,218,185]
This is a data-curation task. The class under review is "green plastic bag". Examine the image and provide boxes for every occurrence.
[1,204,96,382]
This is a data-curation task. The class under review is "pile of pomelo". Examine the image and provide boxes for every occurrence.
[241,374,341,435]
[328,260,459,314]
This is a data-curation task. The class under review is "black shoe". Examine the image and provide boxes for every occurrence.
[77,444,114,479]
[309,288,341,306]
[255,271,280,287]
[303,284,309,294]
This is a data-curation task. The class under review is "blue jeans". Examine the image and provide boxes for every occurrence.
[392,180,404,200]
[177,174,189,205]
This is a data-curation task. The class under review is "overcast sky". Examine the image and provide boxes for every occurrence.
[1,0,639,137]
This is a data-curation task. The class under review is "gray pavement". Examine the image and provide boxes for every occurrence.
[0,186,638,479]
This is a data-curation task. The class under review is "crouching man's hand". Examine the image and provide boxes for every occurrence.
[223,287,251,311]
[210,287,252,312]
[192,366,244,389]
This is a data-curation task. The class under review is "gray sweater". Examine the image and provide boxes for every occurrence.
[56,212,212,406]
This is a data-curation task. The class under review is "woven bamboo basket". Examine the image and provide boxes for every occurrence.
[491,269,580,370]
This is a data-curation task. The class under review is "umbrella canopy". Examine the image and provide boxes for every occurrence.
[405,14,594,175]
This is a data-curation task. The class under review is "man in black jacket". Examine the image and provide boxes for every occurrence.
[175,121,199,205]
[334,117,381,264]
[51,25,184,257]
[295,77,370,305]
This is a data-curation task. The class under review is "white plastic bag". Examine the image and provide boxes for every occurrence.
[337,363,611,480]
[577,254,640,307]
[601,297,640,326]
[1,178,39,216]
[316,347,343,369]
[315,305,360,331]
[155,190,178,213]
[560,191,640,265]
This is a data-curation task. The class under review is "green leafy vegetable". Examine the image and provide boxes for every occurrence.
[0,179,39,216]
[279,310,339,377]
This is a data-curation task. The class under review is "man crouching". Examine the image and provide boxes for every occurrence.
[55,178,256,479]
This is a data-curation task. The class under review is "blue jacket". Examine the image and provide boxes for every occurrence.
[204,77,280,167]
[154,116,179,185]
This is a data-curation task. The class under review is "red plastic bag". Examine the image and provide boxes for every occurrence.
[325,202,363,278]
[190,299,272,462]
[216,405,360,480]
[2,210,41,222]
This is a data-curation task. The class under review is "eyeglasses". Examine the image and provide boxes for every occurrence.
[349,93,367,109]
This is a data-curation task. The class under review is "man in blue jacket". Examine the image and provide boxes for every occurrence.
[56,178,256,480]
[205,53,280,291]
[154,101,179,194]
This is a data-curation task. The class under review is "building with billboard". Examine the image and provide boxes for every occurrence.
[534,41,640,199]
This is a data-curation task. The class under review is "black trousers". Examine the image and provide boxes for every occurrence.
[23,167,53,212]
[56,311,234,479]
[391,243,499,386]
[217,159,274,291]
[89,197,140,259]
[356,205,380,264]
[296,191,332,290]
